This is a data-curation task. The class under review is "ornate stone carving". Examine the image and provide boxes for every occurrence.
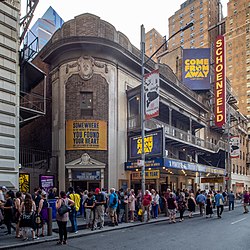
[79,153,91,165]
[65,56,108,81]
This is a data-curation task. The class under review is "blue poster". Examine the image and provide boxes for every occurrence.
[182,48,210,90]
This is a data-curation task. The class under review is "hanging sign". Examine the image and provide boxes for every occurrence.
[230,136,240,158]
[144,69,160,120]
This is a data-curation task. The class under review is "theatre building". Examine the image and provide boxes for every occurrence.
[20,13,230,192]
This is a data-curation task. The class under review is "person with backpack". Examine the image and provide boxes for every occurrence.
[56,191,75,245]
[3,191,15,235]
[108,188,118,227]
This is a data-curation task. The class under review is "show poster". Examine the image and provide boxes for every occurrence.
[128,128,163,160]
[40,175,55,193]
[66,120,107,150]
[19,173,30,193]
[182,48,210,90]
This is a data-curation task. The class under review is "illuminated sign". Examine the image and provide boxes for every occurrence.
[66,120,107,150]
[214,35,226,127]
[182,48,210,90]
[19,173,30,193]
[128,128,163,160]
[125,158,164,170]
[201,177,224,183]
[131,170,160,180]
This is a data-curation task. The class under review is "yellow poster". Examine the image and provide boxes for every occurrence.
[66,120,107,150]
[19,173,30,193]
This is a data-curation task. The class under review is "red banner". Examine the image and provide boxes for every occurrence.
[214,35,226,127]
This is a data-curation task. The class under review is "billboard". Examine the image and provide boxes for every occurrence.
[144,69,160,120]
[214,35,226,127]
[182,48,210,90]
[66,120,107,150]
[128,128,163,160]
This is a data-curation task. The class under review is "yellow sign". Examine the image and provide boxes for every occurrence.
[137,136,153,154]
[131,170,160,180]
[19,173,30,193]
[201,177,224,183]
[66,120,107,150]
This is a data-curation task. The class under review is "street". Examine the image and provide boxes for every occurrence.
[11,206,250,250]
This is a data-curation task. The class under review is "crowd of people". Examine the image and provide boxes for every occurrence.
[1,185,250,245]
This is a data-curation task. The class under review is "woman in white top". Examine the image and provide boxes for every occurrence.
[128,189,136,222]
[151,189,160,219]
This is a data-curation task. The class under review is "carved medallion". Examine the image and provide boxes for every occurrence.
[80,153,91,165]
[78,56,95,80]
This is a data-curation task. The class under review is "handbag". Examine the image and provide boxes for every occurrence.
[58,199,71,216]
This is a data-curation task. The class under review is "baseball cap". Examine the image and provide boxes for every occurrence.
[95,188,100,194]
[2,186,7,190]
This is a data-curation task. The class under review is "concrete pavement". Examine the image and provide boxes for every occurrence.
[0,201,243,250]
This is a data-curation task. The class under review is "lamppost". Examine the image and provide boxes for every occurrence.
[140,22,193,196]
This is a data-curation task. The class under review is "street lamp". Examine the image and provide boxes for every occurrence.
[140,22,194,196]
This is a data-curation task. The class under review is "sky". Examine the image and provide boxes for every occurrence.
[21,0,228,49]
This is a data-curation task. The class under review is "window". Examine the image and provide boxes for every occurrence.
[236,166,238,174]
[233,164,235,173]
[200,42,204,46]
[200,20,203,25]
[200,14,203,19]
[80,92,93,116]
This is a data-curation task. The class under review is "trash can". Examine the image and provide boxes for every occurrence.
[48,199,57,220]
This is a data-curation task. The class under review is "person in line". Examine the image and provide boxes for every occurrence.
[84,192,95,229]
[14,191,23,238]
[37,193,49,237]
[128,189,136,222]
[142,190,152,222]
[166,192,178,223]
[118,189,126,223]
[196,190,206,216]
[177,192,186,222]
[19,193,37,240]
[93,188,106,230]
[68,187,80,233]
[151,189,160,219]
[242,190,250,214]
[108,188,118,226]
[228,190,235,211]
[205,194,213,218]
[187,193,196,218]
[215,190,224,218]
[81,190,89,220]
[56,191,75,245]
[3,191,15,235]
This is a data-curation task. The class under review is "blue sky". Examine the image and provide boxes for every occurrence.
[21,0,228,49]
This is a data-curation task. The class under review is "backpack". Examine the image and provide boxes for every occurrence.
[112,193,117,205]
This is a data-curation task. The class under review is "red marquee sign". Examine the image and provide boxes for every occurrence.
[214,35,226,127]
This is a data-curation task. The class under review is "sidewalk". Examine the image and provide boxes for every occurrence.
[0,201,242,250]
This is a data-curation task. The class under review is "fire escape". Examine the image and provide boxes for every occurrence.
[19,0,46,126]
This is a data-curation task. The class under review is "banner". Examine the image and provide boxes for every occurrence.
[214,35,226,127]
[66,120,107,150]
[144,69,159,120]
[182,48,210,90]
[230,136,240,158]
[40,175,55,193]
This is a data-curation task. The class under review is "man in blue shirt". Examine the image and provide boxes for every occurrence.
[108,188,118,226]
[196,190,206,216]
[215,190,224,218]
